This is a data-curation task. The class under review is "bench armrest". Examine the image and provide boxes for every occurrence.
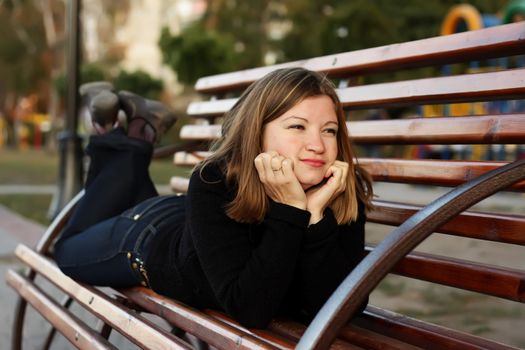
[297,159,525,350]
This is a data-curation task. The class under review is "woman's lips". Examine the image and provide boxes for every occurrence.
[301,159,326,168]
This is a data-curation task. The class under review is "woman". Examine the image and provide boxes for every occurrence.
[55,67,373,329]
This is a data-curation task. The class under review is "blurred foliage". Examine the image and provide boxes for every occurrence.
[0,0,48,97]
[159,24,238,85]
[277,0,509,61]
[53,65,163,100]
[113,69,163,100]
[53,63,108,99]
[159,0,511,85]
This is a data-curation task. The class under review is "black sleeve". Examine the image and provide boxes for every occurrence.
[186,165,311,328]
[296,204,367,321]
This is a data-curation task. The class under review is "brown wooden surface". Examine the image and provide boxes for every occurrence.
[179,114,525,144]
[268,316,418,350]
[120,287,280,350]
[370,200,525,245]
[173,151,212,166]
[356,305,519,350]
[6,270,117,350]
[188,68,525,117]
[14,244,192,350]
[172,156,525,190]
[195,22,525,93]
[348,114,525,145]
[332,323,422,350]
[366,246,525,302]
[204,310,297,350]
[359,159,525,190]
[337,68,525,110]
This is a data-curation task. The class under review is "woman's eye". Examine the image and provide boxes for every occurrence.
[324,128,338,135]
[289,124,305,130]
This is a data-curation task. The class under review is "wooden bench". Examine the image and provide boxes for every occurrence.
[6,22,525,349]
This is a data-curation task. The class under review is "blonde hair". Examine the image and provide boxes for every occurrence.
[197,68,373,224]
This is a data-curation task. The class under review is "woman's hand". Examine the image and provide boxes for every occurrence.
[306,160,349,225]
[254,152,307,210]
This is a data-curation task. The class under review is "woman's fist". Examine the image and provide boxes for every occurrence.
[254,152,307,210]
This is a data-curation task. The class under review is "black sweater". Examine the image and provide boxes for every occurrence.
[146,162,366,328]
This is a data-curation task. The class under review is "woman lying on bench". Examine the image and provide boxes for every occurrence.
[54,67,373,329]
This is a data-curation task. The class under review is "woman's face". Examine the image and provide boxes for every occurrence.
[262,95,339,189]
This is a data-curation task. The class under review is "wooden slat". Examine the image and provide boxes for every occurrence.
[339,68,525,109]
[359,159,525,190]
[206,310,365,350]
[187,98,236,117]
[170,176,190,193]
[355,305,519,350]
[328,323,422,350]
[349,114,525,145]
[174,151,212,166]
[180,124,221,140]
[120,287,280,350]
[14,244,192,350]
[173,156,525,190]
[195,22,525,93]
[188,68,525,117]
[367,246,525,302]
[267,318,414,350]
[204,310,297,350]
[180,114,525,144]
[370,200,525,245]
[5,270,117,350]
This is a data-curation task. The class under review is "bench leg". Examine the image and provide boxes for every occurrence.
[11,297,27,350]
[97,320,113,340]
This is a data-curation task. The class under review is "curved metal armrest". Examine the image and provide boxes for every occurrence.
[36,189,85,254]
[297,159,525,350]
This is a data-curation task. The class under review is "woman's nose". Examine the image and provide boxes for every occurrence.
[305,132,325,153]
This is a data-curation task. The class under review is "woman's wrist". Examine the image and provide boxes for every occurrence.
[308,210,323,225]
[284,200,307,211]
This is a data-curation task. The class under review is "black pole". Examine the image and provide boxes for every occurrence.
[49,0,83,219]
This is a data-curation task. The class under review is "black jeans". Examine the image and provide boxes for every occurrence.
[54,128,162,287]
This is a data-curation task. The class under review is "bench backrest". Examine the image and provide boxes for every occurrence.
[171,22,525,348]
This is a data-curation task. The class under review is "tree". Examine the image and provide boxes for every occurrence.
[159,23,238,85]
[113,69,163,100]
[277,0,509,62]
[0,0,49,147]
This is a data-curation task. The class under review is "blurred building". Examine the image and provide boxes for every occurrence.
[82,0,206,95]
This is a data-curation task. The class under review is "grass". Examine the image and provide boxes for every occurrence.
[0,148,58,184]
[0,148,190,225]
[0,194,52,225]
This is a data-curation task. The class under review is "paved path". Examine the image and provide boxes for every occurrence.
[0,205,48,349]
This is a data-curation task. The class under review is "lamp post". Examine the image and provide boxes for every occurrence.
[49,0,83,219]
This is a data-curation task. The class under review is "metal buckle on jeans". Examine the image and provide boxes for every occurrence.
[127,252,150,287]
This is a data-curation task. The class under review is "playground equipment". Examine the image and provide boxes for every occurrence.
[419,2,525,160]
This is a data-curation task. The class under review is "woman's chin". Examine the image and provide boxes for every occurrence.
[298,175,325,190]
